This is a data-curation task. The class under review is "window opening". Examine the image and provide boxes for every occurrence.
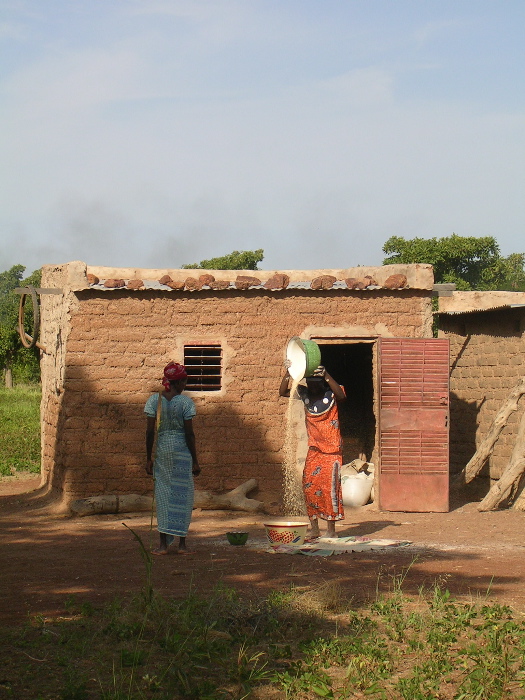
[184,345,222,391]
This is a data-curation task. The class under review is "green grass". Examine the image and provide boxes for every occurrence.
[2,578,525,699]
[0,384,41,476]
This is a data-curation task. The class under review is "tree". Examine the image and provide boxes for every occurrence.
[481,253,525,291]
[183,249,264,271]
[382,234,525,291]
[0,265,42,386]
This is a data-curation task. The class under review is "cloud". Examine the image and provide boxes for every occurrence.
[1,1,524,273]
[316,68,395,107]
[0,20,28,40]
[413,19,469,48]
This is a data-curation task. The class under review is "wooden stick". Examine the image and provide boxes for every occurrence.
[70,479,264,516]
[453,376,525,487]
[478,408,525,511]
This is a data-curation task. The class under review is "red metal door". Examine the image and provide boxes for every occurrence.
[378,337,450,512]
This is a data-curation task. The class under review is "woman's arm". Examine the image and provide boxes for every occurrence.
[184,419,201,475]
[145,416,156,474]
[279,370,291,397]
[322,370,346,402]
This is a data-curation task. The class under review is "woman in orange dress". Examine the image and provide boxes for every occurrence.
[279,365,346,538]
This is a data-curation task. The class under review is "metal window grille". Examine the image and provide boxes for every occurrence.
[184,345,222,391]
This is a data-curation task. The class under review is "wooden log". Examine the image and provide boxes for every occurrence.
[194,478,264,512]
[70,479,264,516]
[511,475,525,510]
[70,494,153,517]
[478,408,525,511]
[453,376,525,487]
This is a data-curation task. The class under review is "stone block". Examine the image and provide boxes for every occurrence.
[104,278,126,288]
[235,275,261,290]
[264,274,290,290]
[383,274,408,289]
[165,280,184,290]
[185,277,204,291]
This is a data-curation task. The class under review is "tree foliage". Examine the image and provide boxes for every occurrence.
[183,249,264,271]
[382,234,525,291]
[0,265,42,384]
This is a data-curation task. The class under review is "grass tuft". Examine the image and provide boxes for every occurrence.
[3,577,525,698]
[0,384,41,476]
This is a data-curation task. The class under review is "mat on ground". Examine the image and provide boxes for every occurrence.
[264,535,411,556]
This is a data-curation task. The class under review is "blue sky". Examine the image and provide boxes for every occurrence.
[1,0,524,273]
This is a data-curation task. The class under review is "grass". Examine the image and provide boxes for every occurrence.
[2,574,525,699]
[0,384,41,476]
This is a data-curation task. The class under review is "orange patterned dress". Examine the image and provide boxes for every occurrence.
[297,386,344,522]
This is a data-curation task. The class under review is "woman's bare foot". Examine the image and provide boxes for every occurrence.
[326,522,336,538]
[151,547,169,556]
[177,536,196,554]
[308,519,321,539]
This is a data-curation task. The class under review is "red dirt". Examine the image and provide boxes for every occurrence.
[2,475,525,626]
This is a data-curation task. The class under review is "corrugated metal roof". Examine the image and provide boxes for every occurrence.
[438,304,525,316]
[88,280,388,292]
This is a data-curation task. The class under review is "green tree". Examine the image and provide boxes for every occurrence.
[382,234,525,291]
[0,265,42,386]
[183,249,264,270]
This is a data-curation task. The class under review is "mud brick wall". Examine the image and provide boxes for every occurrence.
[40,280,432,506]
[440,308,525,479]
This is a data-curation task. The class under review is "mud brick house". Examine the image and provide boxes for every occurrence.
[36,260,450,513]
[438,291,525,487]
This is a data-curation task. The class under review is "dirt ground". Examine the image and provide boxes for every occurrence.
[2,474,525,627]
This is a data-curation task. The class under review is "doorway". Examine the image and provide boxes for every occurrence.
[316,341,376,465]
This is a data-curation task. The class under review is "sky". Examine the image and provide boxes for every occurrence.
[1,0,524,274]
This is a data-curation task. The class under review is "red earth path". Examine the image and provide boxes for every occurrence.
[2,475,525,625]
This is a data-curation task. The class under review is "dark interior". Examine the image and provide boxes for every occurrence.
[320,343,376,464]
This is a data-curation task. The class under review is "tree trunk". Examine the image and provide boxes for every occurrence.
[453,376,525,487]
[478,408,525,511]
[70,479,265,516]
[4,368,13,389]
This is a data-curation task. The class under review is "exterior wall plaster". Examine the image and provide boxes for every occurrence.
[39,263,434,508]
[439,308,525,481]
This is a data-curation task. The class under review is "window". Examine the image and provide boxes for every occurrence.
[184,344,222,391]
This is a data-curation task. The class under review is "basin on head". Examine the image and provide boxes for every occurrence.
[286,337,321,381]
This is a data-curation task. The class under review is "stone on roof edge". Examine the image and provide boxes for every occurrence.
[43,261,434,291]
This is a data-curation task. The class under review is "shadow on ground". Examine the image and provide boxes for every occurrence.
[2,480,525,626]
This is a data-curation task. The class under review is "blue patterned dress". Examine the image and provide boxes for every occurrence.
[144,393,196,542]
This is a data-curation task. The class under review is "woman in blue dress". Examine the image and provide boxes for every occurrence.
[145,362,200,555]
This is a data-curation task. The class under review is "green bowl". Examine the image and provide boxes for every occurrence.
[286,337,322,380]
[226,531,249,546]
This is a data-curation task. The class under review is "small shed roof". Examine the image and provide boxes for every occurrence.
[438,291,525,316]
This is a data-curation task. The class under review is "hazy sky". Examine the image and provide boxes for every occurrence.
[1,0,524,273]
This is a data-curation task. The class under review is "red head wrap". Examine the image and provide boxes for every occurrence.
[162,362,187,389]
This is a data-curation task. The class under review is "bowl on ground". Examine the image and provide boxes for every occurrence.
[226,531,249,546]
[263,520,309,546]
